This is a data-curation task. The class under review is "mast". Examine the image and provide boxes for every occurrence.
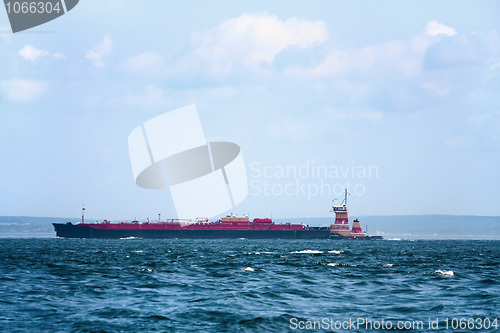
[340,188,349,206]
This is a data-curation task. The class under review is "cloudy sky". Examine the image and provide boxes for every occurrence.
[0,0,499,221]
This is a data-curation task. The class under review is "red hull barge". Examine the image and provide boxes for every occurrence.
[53,216,330,239]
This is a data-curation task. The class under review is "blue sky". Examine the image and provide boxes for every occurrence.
[1,1,499,220]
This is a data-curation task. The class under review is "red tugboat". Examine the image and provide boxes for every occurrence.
[329,189,383,240]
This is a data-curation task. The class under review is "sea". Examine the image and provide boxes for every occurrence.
[0,238,498,332]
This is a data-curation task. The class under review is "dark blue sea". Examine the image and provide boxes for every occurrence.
[0,239,498,332]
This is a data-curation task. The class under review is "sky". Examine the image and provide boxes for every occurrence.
[0,0,499,221]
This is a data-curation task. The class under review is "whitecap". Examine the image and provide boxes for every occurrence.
[327,263,340,267]
[120,236,141,240]
[328,250,344,254]
[291,250,323,254]
[383,264,394,267]
[134,250,144,253]
[435,270,454,277]
[242,267,254,272]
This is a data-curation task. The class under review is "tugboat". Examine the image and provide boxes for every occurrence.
[329,189,383,240]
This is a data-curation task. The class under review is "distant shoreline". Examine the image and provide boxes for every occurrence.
[1,215,499,240]
[0,233,55,238]
[1,234,499,240]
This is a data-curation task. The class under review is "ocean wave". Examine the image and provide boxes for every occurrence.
[291,250,323,254]
[319,262,356,267]
[435,270,454,277]
[245,251,276,255]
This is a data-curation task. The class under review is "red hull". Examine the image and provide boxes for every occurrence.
[80,218,305,231]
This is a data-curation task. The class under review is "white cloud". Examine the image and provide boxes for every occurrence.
[446,135,468,147]
[85,36,112,68]
[117,85,169,108]
[287,20,461,82]
[293,32,437,80]
[267,117,311,141]
[490,59,500,70]
[19,45,49,61]
[0,79,49,102]
[425,20,457,37]
[18,44,66,62]
[422,81,452,98]
[266,108,382,142]
[120,52,165,75]
[192,13,328,73]
[325,108,383,123]
[423,31,500,70]
[52,53,66,59]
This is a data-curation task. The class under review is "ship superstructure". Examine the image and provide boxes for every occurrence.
[329,189,382,239]
[330,189,352,237]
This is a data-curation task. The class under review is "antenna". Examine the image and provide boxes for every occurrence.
[340,188,350,207]
[81,204,85,224]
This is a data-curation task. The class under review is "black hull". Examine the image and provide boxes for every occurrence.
[52,223,331,239]
[329,234,384,240]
